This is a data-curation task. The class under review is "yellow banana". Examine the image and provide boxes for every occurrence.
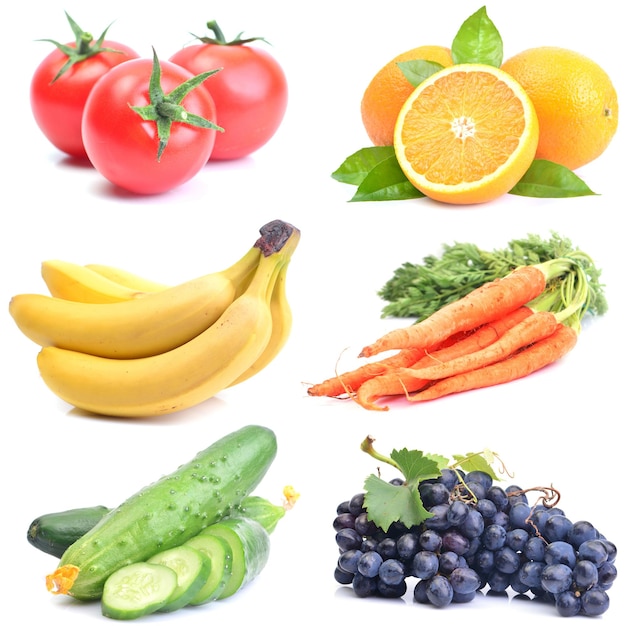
[84,263,169,293]
[10,246,261,359]
[41,260,150,303]
[35,221,300,418]
[228,256,294,387]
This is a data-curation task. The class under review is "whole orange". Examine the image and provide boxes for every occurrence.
[361,45,454,146]
[501,47,618,170]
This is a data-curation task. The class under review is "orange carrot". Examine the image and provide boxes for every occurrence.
[399,310,560,381]
[355,306,534,411]
[409,306,534,371]
[306,347,425,398]
[355,370,429,411]
[405,323,578,403]
[359,265,547,358]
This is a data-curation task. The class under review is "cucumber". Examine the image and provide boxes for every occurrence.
[46,425,277,601]
[30,495,287,559]
[27,505,109,558]
[228,495,286,534]
[101,562,177,620]
[200,517,271,599]
[184,533,233,604]
[147,545,211,612]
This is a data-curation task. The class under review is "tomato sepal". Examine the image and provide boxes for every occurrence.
[37,11,131,82]
[129,48,223,160]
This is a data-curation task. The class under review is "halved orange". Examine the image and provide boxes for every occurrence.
[394,64,539,205]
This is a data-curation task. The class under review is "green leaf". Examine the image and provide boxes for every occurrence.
[452,451,499,481]
[509,159,597,198]
[331,146,395,185]
[451,6,503,66]
[363,475,432,532]
[350,155,424,202]
[398,59,445,88]
[391,448,442,484]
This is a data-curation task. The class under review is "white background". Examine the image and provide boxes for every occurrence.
[2,0,623,623]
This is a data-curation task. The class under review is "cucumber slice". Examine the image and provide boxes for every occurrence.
[200,517,270,599]
[184,534,232,605]
[147,545,211,612]
[101,562,177,620]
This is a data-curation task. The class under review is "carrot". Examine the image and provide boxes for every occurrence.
[306,347,425,398]
[405,323,578,403]
[355,370,429,411]
[359,265,547,358]
[399,310,560,381]
[355,306,534,411]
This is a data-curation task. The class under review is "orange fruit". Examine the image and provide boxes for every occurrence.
[394,64,539,205]
[501,47,618,170]
[361,45,454,146]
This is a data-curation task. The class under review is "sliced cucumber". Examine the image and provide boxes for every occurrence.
[147,545,211,612]
[200,517,270,599]
[184,533,232,605]
[101,562,177,620]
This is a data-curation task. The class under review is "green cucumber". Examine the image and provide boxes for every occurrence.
[228,494,286,534]
[27,505,109,558]
[200,517,271,599]
[101,562,177,620]
[29,495,287,559]
[46,425,277,601]
[147,545,211,612]
[184,533,233,604]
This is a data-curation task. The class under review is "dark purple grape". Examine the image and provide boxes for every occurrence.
[482,524,507,550]
[337,549,363,574]
[333,512,356,532]
[449,567,482,594]
[335,528,362,552]
[357,550,383,578]
[419,529,442,552]
[426,575,454,608]
[568,520,597,548]
[334,567,354,585]
[351,572,378,598]
[545,541,577,568]
[442,529,471,555]
[555,590,581,616]
[412,550,439,579]
[378,559,405,586]
[581,587,610,616]
[541,563,573,594]
[573,559,599,589]
[348,492,366,516]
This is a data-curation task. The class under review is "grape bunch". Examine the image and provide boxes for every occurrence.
[333,470,617,616]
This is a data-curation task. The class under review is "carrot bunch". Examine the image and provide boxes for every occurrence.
[308,252,606,410]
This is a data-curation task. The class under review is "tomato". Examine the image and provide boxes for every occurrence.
[81,52,220,195]
[30,14,139,159]
[169,21,288,160]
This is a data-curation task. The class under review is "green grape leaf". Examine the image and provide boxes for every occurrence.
[398,59,445,88]
[360,438,509,531]
[331,146,395,185]
[363,474,432,531]
[350,155,424,202]
[391,448,443,483]
[452,451,499,481]
[509,159,597,197]
[451,5,503,67]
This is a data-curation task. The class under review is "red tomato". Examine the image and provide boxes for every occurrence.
[81,57,219,195]
[169,25,288,160]
[31,27,139,158]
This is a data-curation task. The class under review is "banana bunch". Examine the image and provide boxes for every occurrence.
[9,220,300,418]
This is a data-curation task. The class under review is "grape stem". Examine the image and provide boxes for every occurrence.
[507,485,561,542]
[360,436,401,472]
